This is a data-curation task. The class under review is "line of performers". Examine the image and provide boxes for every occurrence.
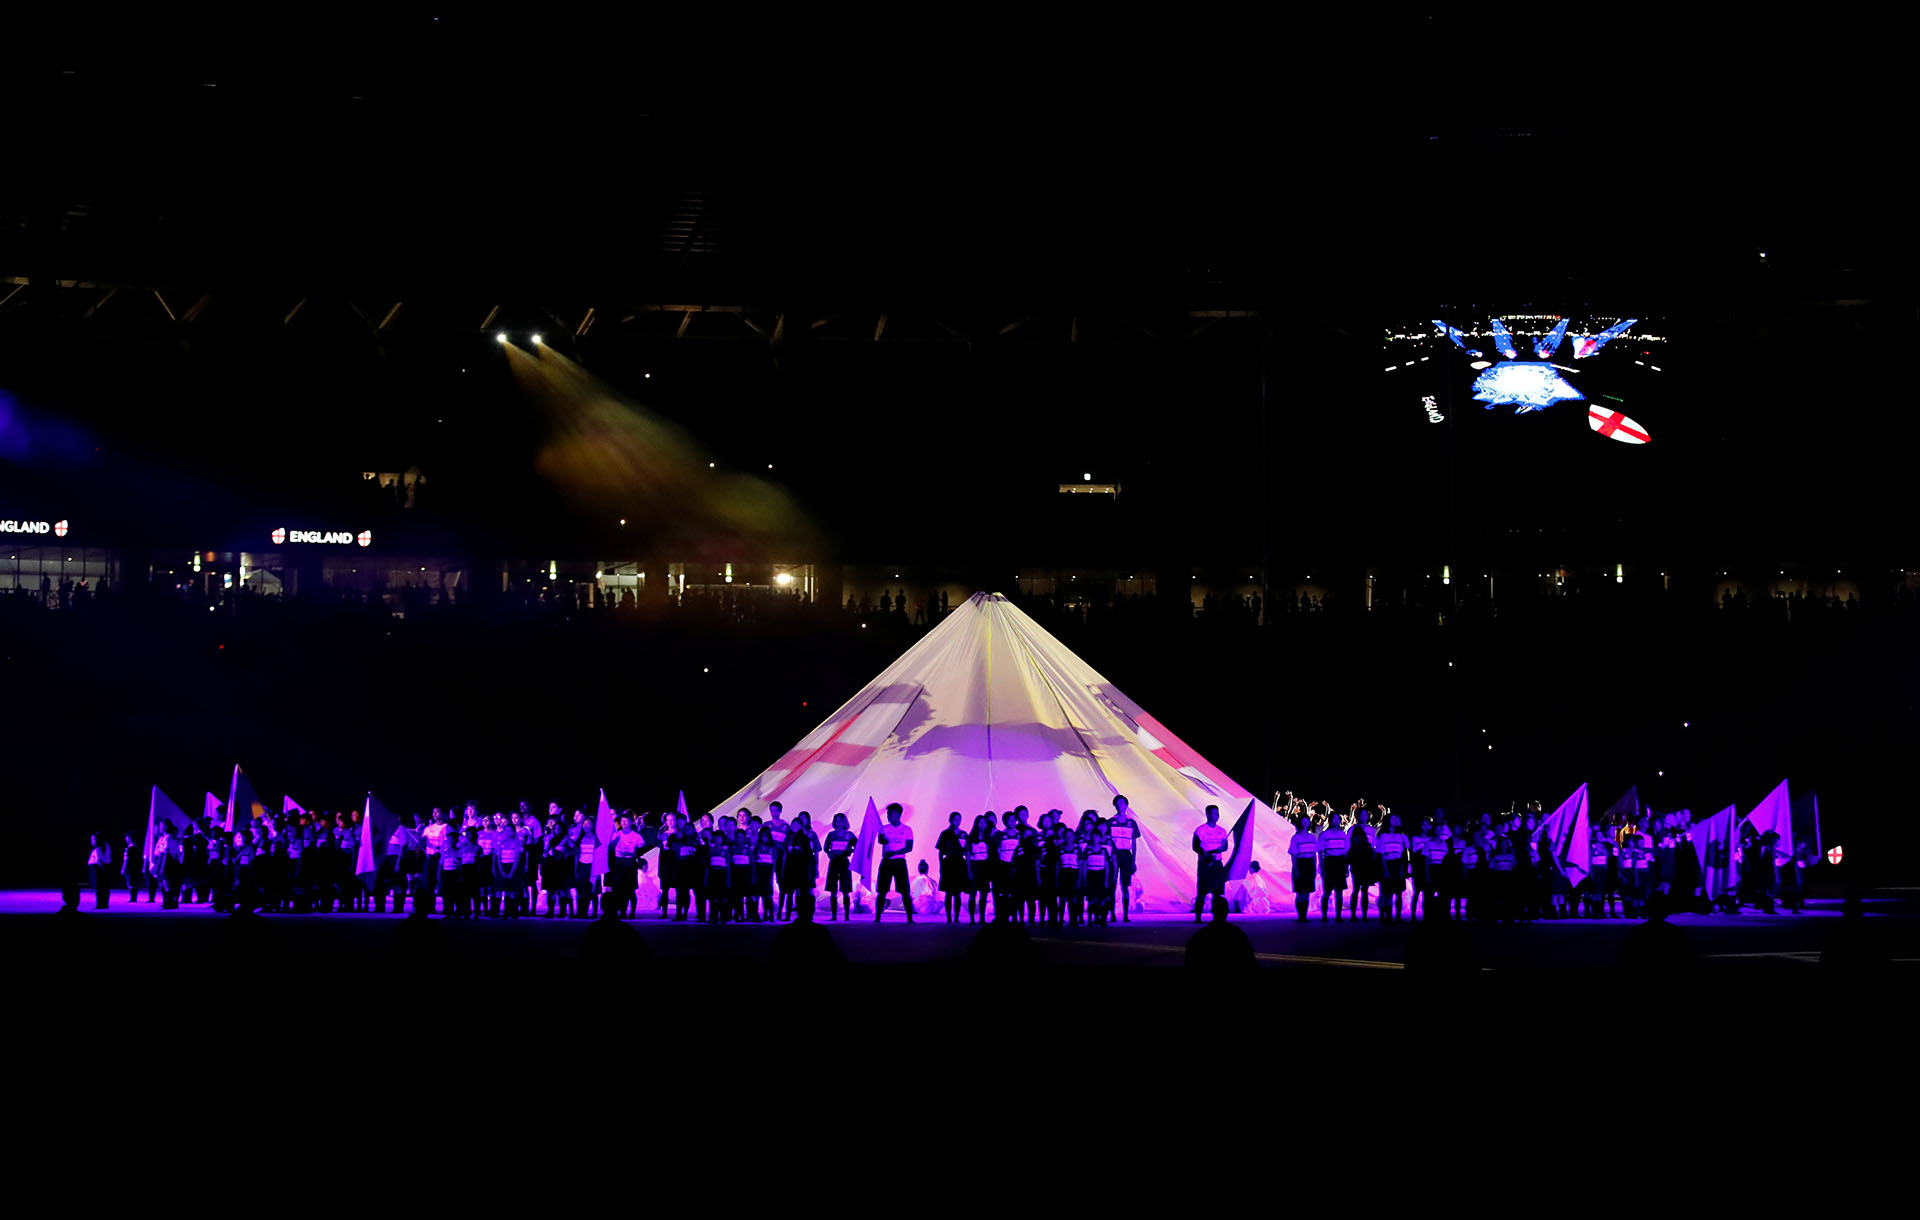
[93,795,1160,926]
[1279,798,1816,922]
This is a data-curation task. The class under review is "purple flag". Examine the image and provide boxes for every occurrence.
[1541,783,1591,890]
[854,797,881,888]
[204,792,223,825]
[1744,779,1793,867]
[1791,790,1821,859]
[356,792,400,890]
[225,765,263,833]
[1695,805,1738,901]
[593,789,616,879]
[1225,798,1257,881]
[145,786,190,873]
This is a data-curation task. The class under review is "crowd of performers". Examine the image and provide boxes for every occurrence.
[83,789,1817,922]
[87,795,1166,926]
[1276,796,1821,923]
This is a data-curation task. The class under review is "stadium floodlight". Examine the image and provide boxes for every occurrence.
[496,332,508,343]
[531,333,542,344]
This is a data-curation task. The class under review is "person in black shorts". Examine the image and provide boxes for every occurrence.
[1109,796,1141,922]
[822,813,856,922]
[874,803,915,923]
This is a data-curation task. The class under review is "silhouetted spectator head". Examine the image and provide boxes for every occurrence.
[1185,912,1255,969]
[770,918,845,968]
[583,912,651,963]
[1204,805,1219,825]
[967,920,1044,968]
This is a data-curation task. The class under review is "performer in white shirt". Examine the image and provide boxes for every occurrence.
[910,860,940,916]
[1191,806,1231,922]
[874,803,915,923]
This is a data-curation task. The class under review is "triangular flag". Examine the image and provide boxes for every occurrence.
[1225,798,1257,881]
[593,789,616,879]
[1695,805,1739,901]
[283,795,307,818]
[1541,783,1591,890]
[1790,790,1821,859]
[854,797,881,888]
[226,765,264,833]
[356,792,401,890]
[676,791,689,820]
[1743,779,1793,867]
[204,792,223,825]
[145,786,190,873]
[1603,786,1639,828]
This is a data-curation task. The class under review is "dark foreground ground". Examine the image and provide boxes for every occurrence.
[10,888,1914,1021]
[10,887,1918,1134]
[8,887,1914,969]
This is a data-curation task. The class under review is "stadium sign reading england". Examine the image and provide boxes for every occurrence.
[2,518,66,535]
[273,527,373,546]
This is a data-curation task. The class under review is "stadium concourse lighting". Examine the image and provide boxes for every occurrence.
[496,332,508,343]
[531,333,542,344]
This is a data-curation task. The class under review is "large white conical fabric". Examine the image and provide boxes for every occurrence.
[710,592,1292,907]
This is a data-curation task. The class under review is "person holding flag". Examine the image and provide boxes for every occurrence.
[1192,805,1231,922]
[874,802,915,923]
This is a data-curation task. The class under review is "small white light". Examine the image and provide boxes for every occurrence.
[618,518,626,525]
[531,333,542,344]
[702,667,709,673]
[768,464,773,469]
[1083,473,1092,481]
[644,372,652,378]
[708,462,715,468]
[496,332,508,343]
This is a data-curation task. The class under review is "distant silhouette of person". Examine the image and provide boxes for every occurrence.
[1821,893,1889,970]
[1184,901,1255,968]
[86,832,113,909]
[1619,891,1695,970]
